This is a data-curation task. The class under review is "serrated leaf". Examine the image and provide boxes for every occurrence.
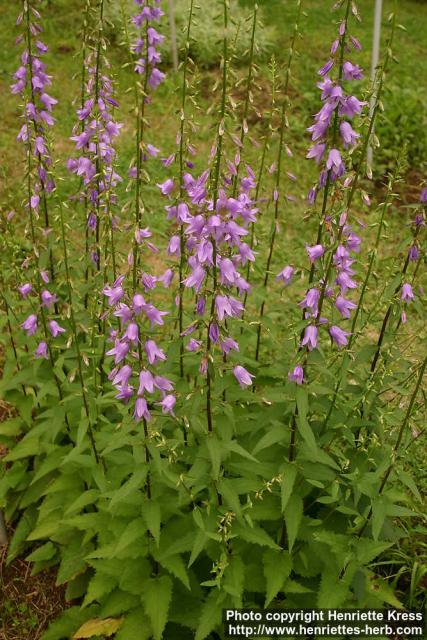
[4,432,40,461]
[281,464,297,512]
[157,553,190,589]
[372,497,387,541]
[356,540,393,565]
[26,541,56,563]
[263,550,292,606]
[142,500,161,546]
[367,572,403,608]
[206,435,221,480]
[188,530,208,567]
[284,494,303,552]
[318,569,349,607]
[227,440,258,462]
[41,606,99,640]
[195,591,222,640]
[83,572,117,608]
[115,609,152,640]
[223,555,245,602]
[73,617,123,638]
[115,518,145,554]
[234,523,280,550]
[218,479,242,517]
[252,426,285,456]
[142,576,172,640]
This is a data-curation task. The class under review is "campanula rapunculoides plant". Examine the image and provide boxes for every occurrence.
[0,0,426,638]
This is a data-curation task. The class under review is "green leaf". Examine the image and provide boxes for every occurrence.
[195,591,223,640]
[64,490,100,516]
[356,540,393,565]
[223,555,245,603]
[367,572,403,608]
[142,500,161,546]
[73,617,123,638]
[206,435,221,480]
[252,426,285,456]
[188,530,208,568]
[26,541,57,563]
[284,494,303,552]
[281,464,297,512]
[115,610,152,640]
[318,569,349,607]
[115,518,145,555]
[233,523,280,550]
[83,572,117,607]
[372,497,387,541]
[227,440,258,463]
[157,554,190,590]
[108,469,148,511]
[4,432,40,461]
[0,417,24,437]
[142,576,173,640]
[41,606,99,640]
[218,479,242,517]
[263,550,292,606]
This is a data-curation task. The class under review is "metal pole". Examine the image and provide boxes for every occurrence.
[367,0,383,167]
[168,0,179,72]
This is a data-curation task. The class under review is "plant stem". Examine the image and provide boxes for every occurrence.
[357,355,427,539]
[254,0,302,362]
[177,0,195,378]
[206,0,228,434]
[57,198,104,468]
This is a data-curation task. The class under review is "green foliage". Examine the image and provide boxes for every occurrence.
[0,0,426,638]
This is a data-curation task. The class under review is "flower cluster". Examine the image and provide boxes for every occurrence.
[158,163,258,388]
[103,275,175,421]
[306,4,365,203]
[67,56,122,266]
[133,0,165,90]
[19,273,66,359]
[400,190,426,323]
[12,4,57,220]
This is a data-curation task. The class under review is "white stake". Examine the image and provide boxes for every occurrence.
[168,0,179,72]
[367,0,383,167]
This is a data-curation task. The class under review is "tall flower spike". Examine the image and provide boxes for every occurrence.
[306,0,365,204]
[125,0,167,290]
[13,0,58,283]
[67,0,123,275]
[254,0,303,362]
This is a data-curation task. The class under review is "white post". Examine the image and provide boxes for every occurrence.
[168,0,179,72]
[367,0,383,167]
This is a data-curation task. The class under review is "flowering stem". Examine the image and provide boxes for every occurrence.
[241,60,278,323]
[24,0,56,285]
[58,199,103,468]
[94,0,105,272]
[357,355,427,539]
[368,235,421,379]
[206,0,228,434]
[254,0,302,362]
[321,169,397,433]
[178,0,195,378]
[307,0,351,289]
[132,31,151,292]
[231,5,257,197]
[289,0,393,461]
[25,130,68,430]
[81,0,91,309]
